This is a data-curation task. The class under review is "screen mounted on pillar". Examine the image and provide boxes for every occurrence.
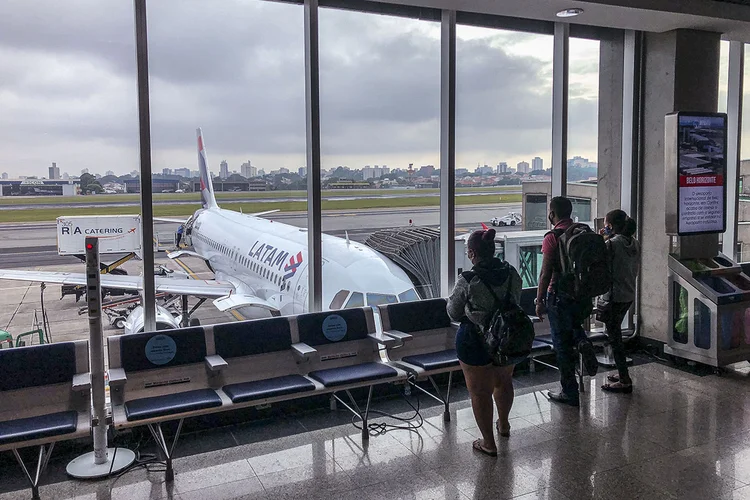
[667,112,727,236]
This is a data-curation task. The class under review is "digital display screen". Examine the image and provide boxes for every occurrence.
[677,113,727,235]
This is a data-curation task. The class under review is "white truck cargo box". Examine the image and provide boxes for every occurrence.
[57,215,142,256]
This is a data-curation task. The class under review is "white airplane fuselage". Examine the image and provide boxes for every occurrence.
[189,206,419,317]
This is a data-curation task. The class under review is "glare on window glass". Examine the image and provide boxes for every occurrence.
[366,293,398,306]
[398,289,419,303]
[345,292,364,309]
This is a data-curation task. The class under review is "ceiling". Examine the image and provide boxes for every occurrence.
[370,0,750,41]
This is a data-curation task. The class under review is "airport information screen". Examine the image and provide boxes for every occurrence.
[677,113,727,235]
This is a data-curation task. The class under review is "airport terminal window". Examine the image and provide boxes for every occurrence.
[345,292,364,309]
[518,245,543,289]
[569,197,592,223]
[568,38,600,187]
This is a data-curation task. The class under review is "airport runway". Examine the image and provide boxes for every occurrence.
[0,204,521,267]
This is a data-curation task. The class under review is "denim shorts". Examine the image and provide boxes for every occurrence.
[455,322,492,366]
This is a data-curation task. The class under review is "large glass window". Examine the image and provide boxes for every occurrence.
[737,44,750,263]
[568,38,600,188]
[319,9,439,306]
[149,1,307,320]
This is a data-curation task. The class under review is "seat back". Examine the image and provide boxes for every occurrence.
[213,317,301,384]
[0,340,89,422]
[377,298,457,362]
[108,327,212,403]
[294,307,378,371]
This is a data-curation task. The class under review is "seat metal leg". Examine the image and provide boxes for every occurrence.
[12,442,55,500]
[147,420,183,482]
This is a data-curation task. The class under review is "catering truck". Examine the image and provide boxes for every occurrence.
[56,215,142,256]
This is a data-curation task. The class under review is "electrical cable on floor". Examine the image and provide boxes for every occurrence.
[350,377,426,436]
[107,432,166,492]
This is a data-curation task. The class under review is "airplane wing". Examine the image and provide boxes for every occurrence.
[154,217,188,224]
[0,270,234,298]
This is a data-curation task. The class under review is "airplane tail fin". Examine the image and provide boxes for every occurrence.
[197,128,218,210]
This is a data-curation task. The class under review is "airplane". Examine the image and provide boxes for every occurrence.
[0,129,420,319]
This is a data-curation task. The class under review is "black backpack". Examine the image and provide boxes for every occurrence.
[549,223,611,300]
[462,269,535,366]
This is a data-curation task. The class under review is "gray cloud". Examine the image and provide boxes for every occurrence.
[0,0,601,176]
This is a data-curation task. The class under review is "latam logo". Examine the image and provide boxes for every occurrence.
[284,252,304,280]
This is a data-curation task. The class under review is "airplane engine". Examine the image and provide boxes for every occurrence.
[123,304,181,335]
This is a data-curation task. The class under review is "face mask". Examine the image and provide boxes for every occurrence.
[604,226,612,236]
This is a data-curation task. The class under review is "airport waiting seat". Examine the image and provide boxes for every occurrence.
[0,341,91,500]
[213,317,317,404]
[292,307,408,440]
[377,298,460,421]
[107,327,223,480]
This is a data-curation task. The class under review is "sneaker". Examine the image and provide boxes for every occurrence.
[578,339,599,376]
[547,391,580,407]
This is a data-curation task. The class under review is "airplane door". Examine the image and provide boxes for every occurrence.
[293,264,308,314]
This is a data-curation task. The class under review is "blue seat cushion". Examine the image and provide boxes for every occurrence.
[308,362,398,388]
[223,375,316,404]
[531,340,553,352]
[401,349,459,371]
[0,411,78,446]
[535,335,554,345]
[124,388,222,422]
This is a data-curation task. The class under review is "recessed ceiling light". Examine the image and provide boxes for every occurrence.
[556,8,584,18]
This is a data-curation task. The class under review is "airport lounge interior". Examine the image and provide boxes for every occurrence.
[5,1,750,499]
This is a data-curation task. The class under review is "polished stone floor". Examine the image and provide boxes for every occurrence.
[3,361,750,500]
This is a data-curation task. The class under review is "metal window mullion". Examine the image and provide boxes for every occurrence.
[552,22,569,198]
[305,0,323,311]
[724,41,744,259]
[439,10,456,297]
[620,30,636,214]
[134,0,156,332]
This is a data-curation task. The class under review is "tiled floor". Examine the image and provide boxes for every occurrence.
[3,361,750,500]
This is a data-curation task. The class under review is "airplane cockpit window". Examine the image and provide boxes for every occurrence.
[329,290,350,310]
[344,292,364,309]
[398,289,420,303]
[366,293,398,306]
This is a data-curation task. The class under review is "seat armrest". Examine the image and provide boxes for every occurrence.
[205,355,228,372]
[291,342,317,362]
[108,368,127,388]
[367,333,396,347]
[528,315,542,323]
[72,372,91,392]
[450,321,461,329]
[383,330,413,343]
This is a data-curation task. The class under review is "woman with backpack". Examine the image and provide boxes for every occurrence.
[447,228,522,457]
[597,209,640,393]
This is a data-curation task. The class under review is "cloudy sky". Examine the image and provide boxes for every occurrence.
[0,0,603,178]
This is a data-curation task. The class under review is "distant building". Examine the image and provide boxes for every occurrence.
[456,168,469,176]
[532,157,543,172]
[278,167,290,174]
[62,172,69,180]
[130,170,139,177]
[162,168,172,176]
[174,168,191,178]
[219,160,229,179]
[567,156,597,169]
[363,166,389,180]
[49,162,60,180]
[81,168,89,175]
[1,172,7,179]
[241,161,256,179]
[475,165,494,175]
[298,167,307,177]
[517,161,530,174]
[496,162,508,174]
[418,165,435,177]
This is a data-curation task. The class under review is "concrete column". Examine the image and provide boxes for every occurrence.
[597,31,625,217]
[639,29,720,342]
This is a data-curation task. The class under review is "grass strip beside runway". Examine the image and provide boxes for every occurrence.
[0,186,520,206]
[0,194,522,222]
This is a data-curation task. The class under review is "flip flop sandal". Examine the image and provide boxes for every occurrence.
[472,439,498,457]
[602,382,633,394]
[607,374,620,383]
[496,420,510,438]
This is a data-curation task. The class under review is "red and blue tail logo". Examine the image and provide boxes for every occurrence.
[283,252,304,280]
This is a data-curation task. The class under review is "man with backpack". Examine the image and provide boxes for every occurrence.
[535,197,610,407]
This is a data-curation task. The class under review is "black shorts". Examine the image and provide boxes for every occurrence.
[455,322,492,366]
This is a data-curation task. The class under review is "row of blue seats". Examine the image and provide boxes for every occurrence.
[0,297,603,497]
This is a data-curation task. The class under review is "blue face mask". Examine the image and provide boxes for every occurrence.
[604,226,612,236]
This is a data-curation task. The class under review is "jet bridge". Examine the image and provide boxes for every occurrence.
[365,227,441,299]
